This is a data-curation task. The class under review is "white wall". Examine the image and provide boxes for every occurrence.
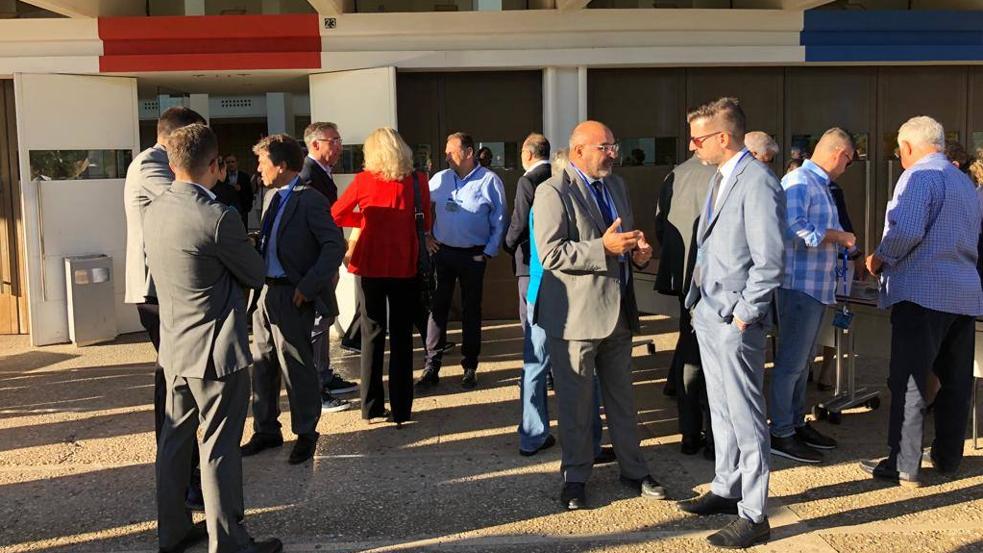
[15,73,140,345]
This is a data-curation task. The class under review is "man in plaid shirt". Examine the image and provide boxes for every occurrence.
[771,128,857,464]
[862,116,983,487]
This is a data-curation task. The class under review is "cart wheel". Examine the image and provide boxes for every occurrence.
[866,397,881,411]
[812,405,828,421]
[647,343,657,355]
[828,411,843,425]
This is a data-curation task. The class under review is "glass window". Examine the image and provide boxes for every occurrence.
[411,144,433,173]
[29,150,133,181]
[971,132,983,154]
[617,137,677,167]
[333,145,364,174]
[477,141,518,169]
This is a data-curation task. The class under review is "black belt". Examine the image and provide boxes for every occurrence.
[265,276,291,286]
[439,244,484,254]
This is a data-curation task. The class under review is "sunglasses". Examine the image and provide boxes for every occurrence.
[690,131,724,148]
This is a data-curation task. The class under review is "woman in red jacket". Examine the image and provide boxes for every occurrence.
[332,128,431,427]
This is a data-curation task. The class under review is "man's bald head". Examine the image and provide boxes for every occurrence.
[569,121,612,150]
[569,120,618,180]
[809,127,855,181]
[814,128,854,157]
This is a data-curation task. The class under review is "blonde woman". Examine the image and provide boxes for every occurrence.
[332,128,431,427]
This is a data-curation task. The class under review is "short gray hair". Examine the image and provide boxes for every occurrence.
[303,121,339,148]
[523,133,550,160]
[897,116,945,151]
[744,131,778,158]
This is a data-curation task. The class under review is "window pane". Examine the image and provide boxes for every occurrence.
[29,149,133,181]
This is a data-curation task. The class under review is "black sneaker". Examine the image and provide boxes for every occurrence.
[923,448,959,477]
[677,491,739,516]
[619,474,667,499]
[321,392,351,413]
[795,422,837,450]
[770,434,822,464]
[706,517,770,548]
[416,368,439,388]
[461,368,478,390]
[861,458,921,488]
[324,374,358,395]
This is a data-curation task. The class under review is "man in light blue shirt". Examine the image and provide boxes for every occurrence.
[862,116,983,487]
[418,132,507,390]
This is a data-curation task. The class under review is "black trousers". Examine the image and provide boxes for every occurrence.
[360,277,418,423]
[674,299,712,442]
[425,247,486,372]
[137,301,201,490]
[343,276,429,350]
[887,301,975,471]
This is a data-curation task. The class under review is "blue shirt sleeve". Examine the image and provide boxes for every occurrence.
[783,175,825,248]
[483,174,507,257]
[876,170,938,266]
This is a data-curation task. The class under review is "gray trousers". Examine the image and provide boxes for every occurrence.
[692,301,770,523]
[549,309,650,484]
[157,369,252,553]
[251,283,321,439]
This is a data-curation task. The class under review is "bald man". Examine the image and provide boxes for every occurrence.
[533,120,665,511]
[770,128,856,465]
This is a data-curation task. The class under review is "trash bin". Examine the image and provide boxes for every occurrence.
[65,255,118,346]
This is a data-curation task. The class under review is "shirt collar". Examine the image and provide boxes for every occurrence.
[455,164,482,184]
[278,175,301,195]
[914,152,947,167]
[308,154,333,177]
[524,159,549,176]
[801,159,830,185]
[718,147,748,181]
[571,162,601,188]
[189,181,216,200]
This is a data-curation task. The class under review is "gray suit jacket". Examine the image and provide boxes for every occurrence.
[144,181,266,379]
[684,153,786,325]
[532,166,641,341]
[123,145,172,304]
[260,181,345,317]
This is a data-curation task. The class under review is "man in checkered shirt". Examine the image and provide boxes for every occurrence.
[770,128,857,465]
[862,116,983,487]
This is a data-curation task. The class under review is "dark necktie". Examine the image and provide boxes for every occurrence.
[707,171,724,219]
[259,191,283,255]
[589,181,627,287]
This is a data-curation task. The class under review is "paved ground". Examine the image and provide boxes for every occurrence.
[1,316,981,553]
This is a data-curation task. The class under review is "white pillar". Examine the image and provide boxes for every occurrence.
[543,66,586,149]
[188,93,209,124]
[184,0,205,15]
[476,0,503,9]
[266,92,295,136]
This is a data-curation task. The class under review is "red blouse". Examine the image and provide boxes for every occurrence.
[332,170,432,279]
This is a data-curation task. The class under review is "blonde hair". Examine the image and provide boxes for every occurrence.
[969,150,983,187]
[363,127,413,181]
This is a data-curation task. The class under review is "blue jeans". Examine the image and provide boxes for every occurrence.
[770,287,827,438]
[519,302,602,454]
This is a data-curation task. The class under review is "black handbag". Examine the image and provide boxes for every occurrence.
[411,172,435,309]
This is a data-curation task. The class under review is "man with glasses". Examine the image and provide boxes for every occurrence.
[677,98,784,548]
[301,122,357,412]
[224,154,254,229]
[418,132,507,390]
[769,128,857,465]
[533,120,665,511]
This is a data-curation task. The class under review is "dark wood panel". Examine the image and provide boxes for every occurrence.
[0,80,25,334]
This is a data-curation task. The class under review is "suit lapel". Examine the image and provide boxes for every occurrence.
[700,154,751,242]
[276,186,303,243]
[565,166,606,234]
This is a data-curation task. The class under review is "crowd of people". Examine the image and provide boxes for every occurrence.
[122,96,983,553]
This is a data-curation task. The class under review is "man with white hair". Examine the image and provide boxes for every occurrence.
[745,131,779,164]
[863,116,983,487]
[770,128,856,465]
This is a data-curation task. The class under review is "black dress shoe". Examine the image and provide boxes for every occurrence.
[593,446,617,465]
[676,491,738,516]
[706,517,770,548]
[184,484,205,512]
[681,434,704,455]
[620,474,666,499]
[461,368,478,389]
[770,434,822,464]
[560,482,586,510]
[235,538,283,553]
[519,434,556,456]
[859,458,921,488]
[288,435,318,465]
[416,368,439,389]
[159,522,207,553]
[241,434,284,457]
[795,422,837,450]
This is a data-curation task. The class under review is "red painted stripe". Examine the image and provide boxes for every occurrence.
[98,14,322,73]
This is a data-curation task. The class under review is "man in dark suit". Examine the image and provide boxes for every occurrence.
[504,133,552,327]
[145,124,280,553]
[224,154,254,228]
[300,121,357,409]
[654,154,717,459]
[122,106,207,512]
[241,134,346,465]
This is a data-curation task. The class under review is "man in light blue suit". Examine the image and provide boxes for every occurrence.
[677,98,786,549]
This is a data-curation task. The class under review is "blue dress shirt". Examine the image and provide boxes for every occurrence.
[429,165,507,257]
[265,176,299,278]
[875,152,983,316]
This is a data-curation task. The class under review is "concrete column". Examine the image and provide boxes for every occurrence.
[543,66,586,149]
[266,92,295,136]
[184,0,205,15]
[188,94,210,124]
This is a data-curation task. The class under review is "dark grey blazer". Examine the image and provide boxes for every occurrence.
[144,181,266,379]
[504,162,552,277]
[260,181,346,318]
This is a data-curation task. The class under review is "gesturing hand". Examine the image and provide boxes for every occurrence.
[633,232,653,266]
[602,217,640,256]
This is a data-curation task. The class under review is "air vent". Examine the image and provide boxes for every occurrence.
[220,98,253,109]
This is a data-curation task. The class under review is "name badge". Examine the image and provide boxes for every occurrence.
[445,198,461,212]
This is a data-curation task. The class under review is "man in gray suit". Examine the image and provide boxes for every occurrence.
[677,98,785,548]
[123,106,206,511]
[145,124,280,553]
[533,120,666,511]
[241,134,346,465]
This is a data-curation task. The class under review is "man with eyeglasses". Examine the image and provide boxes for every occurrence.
[769,128,857,466]
[533,120,666,511]
[301,122,357,413]
[677,97,784,548]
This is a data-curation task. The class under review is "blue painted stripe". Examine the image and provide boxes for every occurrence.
[806,45,983,63]
[804,10,983,32]
[802,31,983,47]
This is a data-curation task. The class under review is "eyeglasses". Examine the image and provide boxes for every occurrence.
[316,136,343,145]
[587,143,620,155]
[690,131,724,148]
